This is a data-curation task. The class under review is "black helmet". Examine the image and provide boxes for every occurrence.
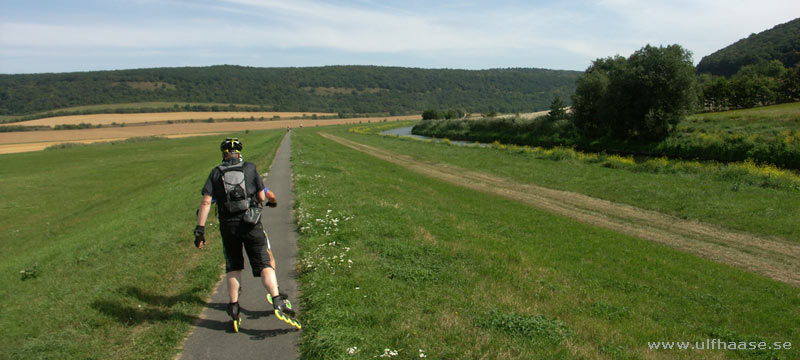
[220,138,243,153]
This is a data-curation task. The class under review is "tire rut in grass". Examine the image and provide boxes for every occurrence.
[319,132,800,287]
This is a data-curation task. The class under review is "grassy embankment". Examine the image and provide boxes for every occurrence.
[292,125,799,359]
[413,102,800,169]
[0,131,283,359]
[681,102,800,133]
[355,122,799,240]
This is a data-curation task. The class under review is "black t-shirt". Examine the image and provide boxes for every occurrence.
[202,158,266,221]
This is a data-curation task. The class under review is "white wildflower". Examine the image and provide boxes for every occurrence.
[379,348,400,357]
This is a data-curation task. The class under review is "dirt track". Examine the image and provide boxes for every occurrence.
[320,133,800,286]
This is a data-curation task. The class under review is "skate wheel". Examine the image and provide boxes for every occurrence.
[233,320,239,333]
[275,310,302,330]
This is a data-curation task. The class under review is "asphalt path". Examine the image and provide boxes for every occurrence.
[179,133,300,359]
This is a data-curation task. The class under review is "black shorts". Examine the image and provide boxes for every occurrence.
[219,221,272,277]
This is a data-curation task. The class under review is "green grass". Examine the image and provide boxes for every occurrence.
[0,130,283,359]
[335,124,800,240]
[684,102,800,134]
[292,127,800,359]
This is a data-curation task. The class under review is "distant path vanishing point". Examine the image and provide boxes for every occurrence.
[320,132,800,287]
[178,133,301,360]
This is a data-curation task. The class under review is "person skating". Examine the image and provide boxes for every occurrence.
[193,137,300,331]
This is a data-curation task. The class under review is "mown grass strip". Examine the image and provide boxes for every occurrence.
[320,132,800,286]
[332,124,799,241]
[0,130,283,359]
[292,128,799,359]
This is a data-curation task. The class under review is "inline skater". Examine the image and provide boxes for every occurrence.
[194,138,300,331]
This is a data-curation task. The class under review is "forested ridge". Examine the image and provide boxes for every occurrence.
[0,65,580,116]
[697,17,800,76]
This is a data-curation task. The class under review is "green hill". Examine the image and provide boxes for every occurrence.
[697,17,800,76]
[0,65,581,116]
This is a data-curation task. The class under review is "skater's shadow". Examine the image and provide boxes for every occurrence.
[242,306,274,320]
[91,286,207,326]
[193,316,298,339]
[92,287,300,339]
[192,316,231,332]
[123,286,206,306]
[200,302,299,339]
[206,302,274,321]
[92,299,197,326]
[243,327,299,340]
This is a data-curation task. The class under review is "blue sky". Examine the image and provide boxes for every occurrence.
[1,0,798,74]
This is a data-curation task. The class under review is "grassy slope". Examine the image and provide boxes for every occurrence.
[340,126,799,241]
[0,131,283,359]
[292,127,800,359]
[681,102,800,135]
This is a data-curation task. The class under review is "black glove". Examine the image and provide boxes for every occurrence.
[266,201,278,208]
[194,225,205,248]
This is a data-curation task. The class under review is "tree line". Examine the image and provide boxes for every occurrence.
[0,65,580,116]
[699,60,800,111]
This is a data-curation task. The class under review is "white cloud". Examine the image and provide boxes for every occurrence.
[1,0,798,72]
[595,0,800,58]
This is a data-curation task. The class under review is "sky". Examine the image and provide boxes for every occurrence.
[0,0,798,74]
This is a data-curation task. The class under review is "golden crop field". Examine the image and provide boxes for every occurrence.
[0,115,419,154]
[3,111,338,127]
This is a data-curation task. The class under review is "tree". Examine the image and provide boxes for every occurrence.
[548,96,567,120]
[572,45,696,141]
[422,109,440,120]
[780,65,800,101]
[737,60,787,78]
[704,76,732,110]
[571,56,623,139]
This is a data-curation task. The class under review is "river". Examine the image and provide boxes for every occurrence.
[381,126,488,147]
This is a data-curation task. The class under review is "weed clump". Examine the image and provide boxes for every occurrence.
[20,264,39,281]
[475,309,573,343]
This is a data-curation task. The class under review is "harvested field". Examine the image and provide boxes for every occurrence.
[0,116,418,154]
[0,133,222,154]
[496,110,551,119]
[2,111,338,127]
